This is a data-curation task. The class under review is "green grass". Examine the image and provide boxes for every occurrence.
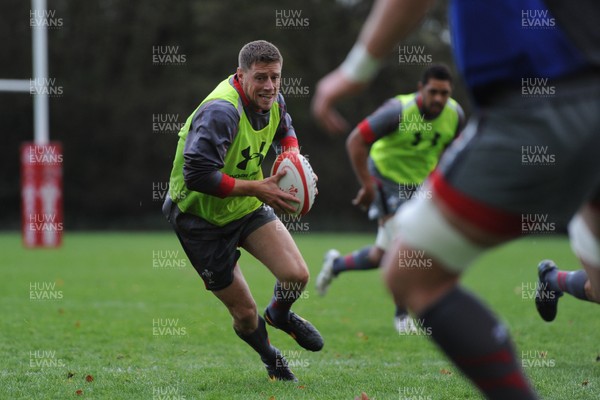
[1,232,599,399]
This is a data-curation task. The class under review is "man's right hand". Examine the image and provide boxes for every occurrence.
[255,169,299,214]
[352,184,375,211]
[228,169,299,214]
[312,68,367,135]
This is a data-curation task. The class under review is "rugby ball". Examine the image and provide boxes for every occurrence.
[270,152,316,216]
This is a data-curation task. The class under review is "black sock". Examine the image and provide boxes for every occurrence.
[420,287,537,400]
[266,281,303,323]
[395,305,409,318]
[332,246,378,275]
[546,269,589,300]
[235,316,277,364]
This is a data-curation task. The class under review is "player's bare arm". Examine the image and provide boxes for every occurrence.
[346,127,375,209]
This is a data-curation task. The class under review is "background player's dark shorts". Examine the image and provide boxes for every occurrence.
[367,158,419,220]
[162,197,277,291]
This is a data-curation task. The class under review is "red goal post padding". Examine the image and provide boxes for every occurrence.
[21,142,63,247]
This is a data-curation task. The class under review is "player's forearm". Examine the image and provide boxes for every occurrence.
[346,129,372,189]
[227,178,259,197]
[339,0,435,84]
[360,0,435,59]
[183,166,233,198]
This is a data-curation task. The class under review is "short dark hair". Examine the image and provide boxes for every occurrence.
[421,64,452,85]
[238,40,283,71]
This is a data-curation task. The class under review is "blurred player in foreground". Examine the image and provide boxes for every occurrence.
[164,40,323,382]
[316,64,464,334]
[314,0,599,399]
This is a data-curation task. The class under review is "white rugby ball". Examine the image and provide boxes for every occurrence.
[270,152,316,216]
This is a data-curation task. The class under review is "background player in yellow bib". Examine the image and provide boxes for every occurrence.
[163,40,323,382]
[316,65,464,333]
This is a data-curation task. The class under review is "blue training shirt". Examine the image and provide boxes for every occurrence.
[450,0,588,99]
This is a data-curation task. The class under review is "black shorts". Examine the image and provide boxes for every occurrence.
[163,197,277,291]
[367,158,417,220]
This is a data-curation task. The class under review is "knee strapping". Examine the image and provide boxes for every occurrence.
[394,196,484,273]
[569,214,600,268]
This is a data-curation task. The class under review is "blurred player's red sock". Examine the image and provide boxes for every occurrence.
[545,268,589,300]
[333,246,378,275]
[420,287,538,400]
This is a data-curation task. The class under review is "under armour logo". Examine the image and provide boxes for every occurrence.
[237,141,266,170]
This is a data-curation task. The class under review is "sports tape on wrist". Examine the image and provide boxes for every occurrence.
[340,43,381,83]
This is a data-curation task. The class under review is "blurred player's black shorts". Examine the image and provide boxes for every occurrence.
[367,158,417,220]
[435,71,600,231]
[163,196,277,291]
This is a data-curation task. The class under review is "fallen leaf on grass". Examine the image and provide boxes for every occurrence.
[440,368,452,375]
[86,375,94,382]
[75,389,83,395]
[582,380,589,386]
[354,392,370,400]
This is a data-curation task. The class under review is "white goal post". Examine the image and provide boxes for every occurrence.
[0,0,49,145]
[3,0,63,247]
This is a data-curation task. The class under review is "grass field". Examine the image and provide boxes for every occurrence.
[1,232,599,399]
